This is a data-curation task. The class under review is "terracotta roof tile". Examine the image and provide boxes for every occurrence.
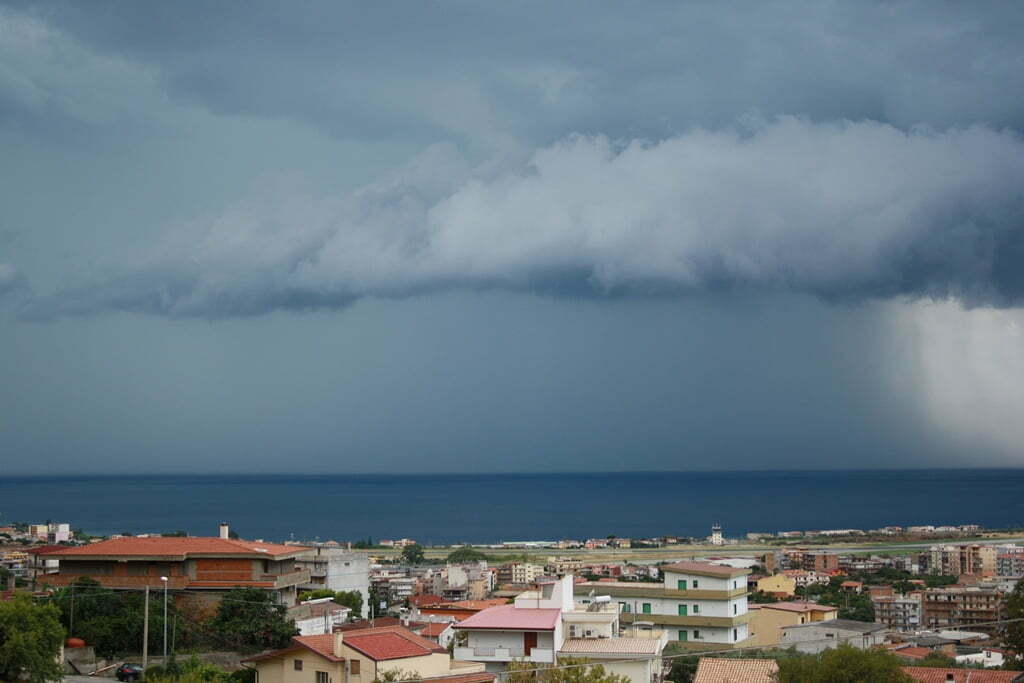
[48,536,300,559]
[294,634,343,661]
[559,638,664,655]
[421,622,453,637]
[693,658,779,683]
[902,667,1024,682]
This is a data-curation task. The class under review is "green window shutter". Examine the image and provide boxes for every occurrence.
[678,604,687,616]
[677,580,687,590]
[642,603,652,614]
[678,630,687,641]
[693,604,699,613]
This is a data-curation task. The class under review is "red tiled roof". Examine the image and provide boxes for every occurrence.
[48,536,301,559]
[25,545,65,555]
[902,667,1024,682]
[336,617,402,631]
[693,658,779,683]
[421,674,494,683]
[410,594,444,607]
[294,634,344,662]
[342,626,445,661]
[435,599,509,611]
[663,561,749,577]
[421,622,452,637]
[455,606,560,630]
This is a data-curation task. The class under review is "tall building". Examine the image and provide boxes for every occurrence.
[577,561,751,648]
[927,545,997,576]
[872,593,923,631]
[922,586,1004,629]
[294,547,371,617]
[709,525,723,546]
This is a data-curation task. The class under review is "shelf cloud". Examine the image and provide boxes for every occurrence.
[24,117,1024,319]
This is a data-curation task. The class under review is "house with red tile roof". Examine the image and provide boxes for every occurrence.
[902,667,1024,682]
[42,526,310,605]
[243,625,491,683]
[693,657,779,683]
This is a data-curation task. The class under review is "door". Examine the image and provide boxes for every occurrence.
[677,580,687,590]
[524,631,538,655]
[678,630,687,641]
[678,604,687,616]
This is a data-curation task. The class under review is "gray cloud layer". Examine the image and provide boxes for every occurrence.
[24,117,1024,319]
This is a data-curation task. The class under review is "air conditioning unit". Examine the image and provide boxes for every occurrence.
[585,630,594,638]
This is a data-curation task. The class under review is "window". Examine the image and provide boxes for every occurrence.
[294,660,303,671]
[620,602,631,613]
[733,628,738,641]
[677,580,687,590]
[733,604,737,615]
[642,603,652,614]
[678,604,687,616]
[693,630,701,640]
[678,630,687,641]
[315,672,329,683]
[693,604,699,614]
[692,580,699,589]
[350,661,360,675]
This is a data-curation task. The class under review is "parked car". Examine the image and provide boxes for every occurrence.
[116,663,144,681]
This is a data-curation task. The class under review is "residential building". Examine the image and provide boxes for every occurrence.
[243,625,491,683]
[577,561,751,649]
[288,598,351,636]
[781,569,829,588]
[43,530,310,606]
[955,648,1007,669]
[747,602,838,647]
[455,576,667,682]
[496,563,543,585]
[778,619,888,654]
[927,545,997,576]
[415,599,510,624]
[922,585,1005,629]
[693,658,779,683]
[295,547,370,617]
[997,554,1024,578]
[755,574,795,598]
[802,552,839,573]
[873,593,924,632]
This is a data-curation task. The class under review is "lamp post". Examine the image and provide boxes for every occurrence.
[160,576,169,663]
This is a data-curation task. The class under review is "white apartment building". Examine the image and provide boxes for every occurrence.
[294,547,370,617]
[577,561,751,648]
[455,575,666,682]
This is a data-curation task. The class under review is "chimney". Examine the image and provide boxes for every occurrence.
[219,523,230,539]
[333,631,344,657]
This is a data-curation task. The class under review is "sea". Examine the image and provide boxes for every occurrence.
[2,469,1023,545]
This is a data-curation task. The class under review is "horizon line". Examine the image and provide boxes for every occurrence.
[4,465,1024,478]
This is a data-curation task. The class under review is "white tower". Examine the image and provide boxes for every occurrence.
[710,523,723,546]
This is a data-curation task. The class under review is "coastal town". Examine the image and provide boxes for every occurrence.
[3,518,1024,682]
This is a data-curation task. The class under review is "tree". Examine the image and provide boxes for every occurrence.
[505,658,630,682]
[334,590,364,616]
[776,644,913,683]
[664,655,700,683]
[446,547,488,563]
[1006,577,1024,667]
[0,594,64,683]
[400,544,425,565]
[207,588,296,652]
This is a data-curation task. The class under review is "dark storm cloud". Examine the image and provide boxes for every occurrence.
[23,119,1024,319]
[6,1,1024,146]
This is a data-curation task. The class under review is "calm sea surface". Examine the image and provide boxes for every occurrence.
[1,470,1023,544]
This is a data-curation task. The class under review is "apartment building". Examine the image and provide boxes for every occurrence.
[295,547,370,617]
[577,561,751,648]
[44,530,309,605]
[872,593,924,631]
[997,554,1024,578]
[496,562,543,585]
[927,545,997,576]
[455,576,666,682]
[922,586,1005,629]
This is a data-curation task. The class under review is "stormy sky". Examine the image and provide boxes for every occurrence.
[2,1,1023,474]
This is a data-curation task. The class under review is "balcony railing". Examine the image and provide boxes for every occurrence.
[454,646,555,663]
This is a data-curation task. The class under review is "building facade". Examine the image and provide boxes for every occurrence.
[295,547,370,617]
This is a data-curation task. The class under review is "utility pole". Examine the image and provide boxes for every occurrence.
[142,585,149,670]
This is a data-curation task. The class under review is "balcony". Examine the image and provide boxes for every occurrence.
[620,611,753,628]
[454,647,555,663]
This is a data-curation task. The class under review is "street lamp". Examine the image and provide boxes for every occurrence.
[160,576,169,663]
